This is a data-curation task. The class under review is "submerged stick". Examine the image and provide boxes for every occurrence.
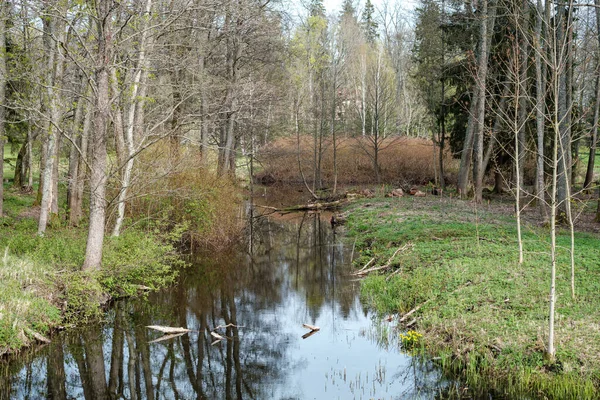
[146,325,191,334]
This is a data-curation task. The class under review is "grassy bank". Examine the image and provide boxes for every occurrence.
[0,147,243,357]
[0,187,182,357]
[344,194,600,399]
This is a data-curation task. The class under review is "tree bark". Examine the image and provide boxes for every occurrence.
[112,0,153,237]
[70,103,92,226]
[556,0,571,217]
[83,0,113,270]
[535,0,548,219]
[38,2,60,235]
[0,1,6,216]
[473,0,495,203]
[584,0,600,190]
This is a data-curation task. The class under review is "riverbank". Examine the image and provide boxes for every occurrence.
[343,193,600,399]
[0,187,182,358]
[0,169,242,358]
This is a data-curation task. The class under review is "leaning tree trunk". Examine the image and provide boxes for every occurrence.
[83,0,113,271]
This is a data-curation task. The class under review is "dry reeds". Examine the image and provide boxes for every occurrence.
[256,135,458,187]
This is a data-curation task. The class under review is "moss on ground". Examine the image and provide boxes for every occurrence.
[344,195,600,399]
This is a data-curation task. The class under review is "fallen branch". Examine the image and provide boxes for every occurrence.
[355,257,375,273]
[302,323,320,339]
[399,302,429,323]
[352,243,413,276]
[147,325,191,334]
[302,323,320,331]
[26,329,51,344]
[211,331,226,341]
[399,281,473,324]
[213,323,244,331]
[256,200,346,213]
[149,332,187,343]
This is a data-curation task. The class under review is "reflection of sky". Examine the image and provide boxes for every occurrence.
[3,212,448,399]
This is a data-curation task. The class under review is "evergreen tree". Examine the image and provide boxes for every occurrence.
[361,0,378,44]
[309,0,326,17]
[340,0,356,19]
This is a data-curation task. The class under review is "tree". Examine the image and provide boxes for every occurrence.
[361,0,379,44]
[0,0,7,217]
[83,0,114,271]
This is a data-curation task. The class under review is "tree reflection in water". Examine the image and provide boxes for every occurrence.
[0,211,453,400]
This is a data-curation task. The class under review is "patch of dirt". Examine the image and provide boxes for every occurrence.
[18,205,40,220]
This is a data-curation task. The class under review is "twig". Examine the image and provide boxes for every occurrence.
[385,266,403,281]
[356,257,375,273]
[352,243,413,276]
[212,323,244,331]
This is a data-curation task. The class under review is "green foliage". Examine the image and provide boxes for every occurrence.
[361,0,378,44]
[345,196,600,398]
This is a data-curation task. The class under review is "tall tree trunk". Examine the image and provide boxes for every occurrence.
[70,103,92,226]
[113,0,153,237]
[457,88,478,197]
[83,0,113,271]
[67,74,87,219]
[111,67,126,169]
[0,1,6,216]
[38,2,60,235]
[517,0,530,204]
[535,0,548,219]
[584,0,600,189]
[556,0,571,218]
[473,0,495,203]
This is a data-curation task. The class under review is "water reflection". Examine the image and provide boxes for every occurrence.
[1,211,454,399]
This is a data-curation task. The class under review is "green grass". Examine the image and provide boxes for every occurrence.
[0,186,181,357]
[345,196,600,399]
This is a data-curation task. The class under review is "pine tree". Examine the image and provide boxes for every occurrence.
[309,0,326,18]
[340,0,356,19]
[361,0,378,44]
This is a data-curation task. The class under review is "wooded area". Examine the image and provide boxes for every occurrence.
[1,0,600,364]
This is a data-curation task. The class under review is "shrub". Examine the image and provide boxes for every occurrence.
[256,135,458,186]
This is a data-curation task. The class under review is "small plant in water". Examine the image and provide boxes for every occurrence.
[399,330,423,351]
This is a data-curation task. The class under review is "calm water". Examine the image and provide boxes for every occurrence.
[0,204,457,399]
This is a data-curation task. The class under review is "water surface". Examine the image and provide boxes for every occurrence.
[0,207,453,399]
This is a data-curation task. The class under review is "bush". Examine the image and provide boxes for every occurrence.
[256,135,458,186]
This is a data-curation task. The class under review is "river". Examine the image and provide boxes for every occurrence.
[0,194,458,399]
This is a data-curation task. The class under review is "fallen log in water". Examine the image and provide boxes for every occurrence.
[255,200,346,213]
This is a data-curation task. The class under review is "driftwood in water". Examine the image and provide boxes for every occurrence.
[302,323,320,339]
[256,200,345,214]
[302,323,320,331]
[149,332,187,343]
[147,325,191,334]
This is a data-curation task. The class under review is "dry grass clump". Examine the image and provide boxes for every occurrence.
[256,135,458,186]
[0,249,60,356]
[112,143,244,252]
